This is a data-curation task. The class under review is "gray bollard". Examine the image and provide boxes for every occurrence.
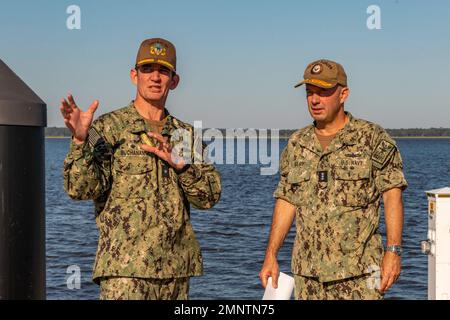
[0,59,46,299]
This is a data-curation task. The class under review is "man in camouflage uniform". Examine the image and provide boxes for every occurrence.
[60,38,221,300]
[259,59,407,299]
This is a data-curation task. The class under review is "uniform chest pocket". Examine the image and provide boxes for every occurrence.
[112,155,154,198]
[287,169,311,207]
[333,166,370,207]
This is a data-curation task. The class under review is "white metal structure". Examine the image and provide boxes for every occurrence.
[422,187,450,300]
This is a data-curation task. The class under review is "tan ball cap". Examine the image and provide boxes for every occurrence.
[294,59,347,89]
[136,38,177,72]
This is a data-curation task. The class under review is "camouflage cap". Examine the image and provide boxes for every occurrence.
[135,38,177,72]
[294,59,347,89]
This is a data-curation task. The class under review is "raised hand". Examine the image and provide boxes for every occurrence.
[59,94,99,144]
[140,132,187,171]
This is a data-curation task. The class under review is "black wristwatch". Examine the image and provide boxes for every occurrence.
[386,245,403,257]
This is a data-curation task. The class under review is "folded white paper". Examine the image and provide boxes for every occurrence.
[262,272,294,300]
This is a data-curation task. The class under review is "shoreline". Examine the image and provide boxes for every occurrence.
[392,136,450,139]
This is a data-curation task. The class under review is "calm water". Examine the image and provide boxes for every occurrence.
[45,138,450,300]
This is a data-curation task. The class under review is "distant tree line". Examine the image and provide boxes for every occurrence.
[45,127,71,137]
[270,128,450,138]
[386,128,450,137]
[45,127,450,138]
[279,128,450,138]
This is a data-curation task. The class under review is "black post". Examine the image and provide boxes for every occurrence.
[0,59,46,299]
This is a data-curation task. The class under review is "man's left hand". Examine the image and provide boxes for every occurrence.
[140,132,186,171]
[379,251,401,293]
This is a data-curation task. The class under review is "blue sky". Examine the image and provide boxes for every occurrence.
[1,0,449,129]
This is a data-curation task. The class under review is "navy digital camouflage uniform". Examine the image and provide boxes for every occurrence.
[274,112,407,300]
[99,276,189,300]
[63,102,221,299]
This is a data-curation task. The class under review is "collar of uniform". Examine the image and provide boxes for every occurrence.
[336,112,358,146]
[296,125,322,155]
[296,111,358,155]
[160,113,176,138]
[126,101,174,136]
[321,112,358,156]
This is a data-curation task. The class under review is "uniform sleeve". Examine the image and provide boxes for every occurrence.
[177,136,221,210]
[273,140,297,205]
[371,129,408,193]
[63,119,113,200]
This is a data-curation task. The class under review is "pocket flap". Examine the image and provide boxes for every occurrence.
[287,169,311,184]
[334,167,370,180]
[114,155,153,174]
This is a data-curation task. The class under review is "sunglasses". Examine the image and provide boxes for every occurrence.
[136,64,173,76]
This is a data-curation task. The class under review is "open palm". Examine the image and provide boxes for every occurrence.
[60,94,99,143]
